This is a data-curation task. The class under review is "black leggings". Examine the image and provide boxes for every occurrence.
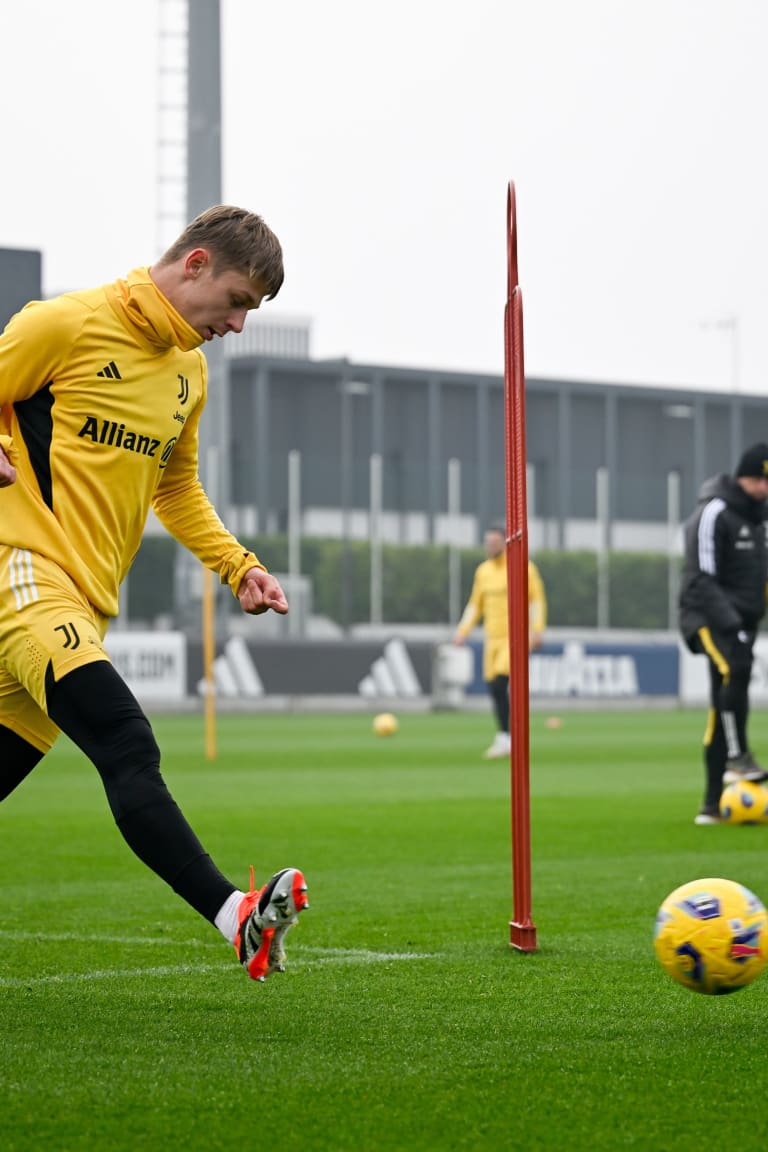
[488,674,510,733]
[0,727,44,800]
[0,661,235,922]
[701,628,754,807]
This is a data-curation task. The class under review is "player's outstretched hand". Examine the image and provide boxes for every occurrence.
[0,444,16,488]
[237,567,289,616]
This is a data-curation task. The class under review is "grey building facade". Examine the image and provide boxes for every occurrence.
[222,328,768,554]
[0,247,42,331]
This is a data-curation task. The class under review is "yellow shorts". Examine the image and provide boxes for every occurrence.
[483,636,510,681]
[0,546,111,753]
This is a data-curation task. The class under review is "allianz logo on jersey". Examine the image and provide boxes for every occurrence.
[78,415,177,469]
[530,641,639,697]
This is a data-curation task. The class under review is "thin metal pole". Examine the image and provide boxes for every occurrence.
[596,466,610,630]
[288,450,301,636]
[667,470,681,632]
[448,458,461,625]
[370,453,383,625]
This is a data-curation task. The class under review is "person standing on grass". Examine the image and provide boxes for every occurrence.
[453,524,547,759]
[0,205,308,981]
[679,442,768,825]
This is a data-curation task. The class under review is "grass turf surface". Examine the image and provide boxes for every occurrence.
[2,708,768,1151]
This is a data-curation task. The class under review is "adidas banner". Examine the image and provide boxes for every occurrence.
[186,638,431,698]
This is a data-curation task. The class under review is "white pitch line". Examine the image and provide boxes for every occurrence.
[0,963,233,988]
[0,946,442,988]
[0,931,441,961]
[0,929,219,948]
[300,947,439,961]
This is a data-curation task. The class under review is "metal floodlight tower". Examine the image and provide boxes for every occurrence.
[187,0,229,523]
[159,0,231,632]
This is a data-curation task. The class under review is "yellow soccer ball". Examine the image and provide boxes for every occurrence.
[654,877,768,994]
[719,781,768,824]
[372,712,398,737]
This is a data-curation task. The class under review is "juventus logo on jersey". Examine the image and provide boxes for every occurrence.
[177,374,189,405]
[54,622,81,650]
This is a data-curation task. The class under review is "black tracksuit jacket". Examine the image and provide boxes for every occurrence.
[678,473,767,651]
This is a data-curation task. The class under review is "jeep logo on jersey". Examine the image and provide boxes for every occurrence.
[77,416,160,458]
[158,437,178,469]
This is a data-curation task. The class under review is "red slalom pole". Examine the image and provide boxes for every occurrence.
[504,181,537,952]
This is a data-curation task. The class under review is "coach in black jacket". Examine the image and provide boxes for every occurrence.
[679,442,768,823]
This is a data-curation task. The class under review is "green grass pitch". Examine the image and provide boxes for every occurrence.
[3,707,768,1151]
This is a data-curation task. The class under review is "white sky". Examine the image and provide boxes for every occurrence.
[2,0,766,394]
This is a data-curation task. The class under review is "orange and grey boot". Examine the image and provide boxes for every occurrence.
[235,867,309,982]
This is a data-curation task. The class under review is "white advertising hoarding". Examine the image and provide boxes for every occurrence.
[104,632,187,701]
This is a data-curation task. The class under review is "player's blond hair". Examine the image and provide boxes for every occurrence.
[158,205,284,299]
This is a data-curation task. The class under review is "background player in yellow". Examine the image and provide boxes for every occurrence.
[453,524,546,758]
[0,206,308,982]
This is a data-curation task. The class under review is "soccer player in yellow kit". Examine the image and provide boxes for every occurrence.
[0,206,308,982]
[454,525,547,758]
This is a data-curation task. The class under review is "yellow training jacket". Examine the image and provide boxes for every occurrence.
[456,556,547,678]
[0,268,262,617]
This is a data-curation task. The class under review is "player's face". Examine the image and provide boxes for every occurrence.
[739,475,768,502]
[484,531,506,559]
[178,250,268,341]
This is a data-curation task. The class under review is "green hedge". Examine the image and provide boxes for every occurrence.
[125,534,682,631]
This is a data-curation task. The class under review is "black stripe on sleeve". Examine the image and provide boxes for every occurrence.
[14,383,55,510]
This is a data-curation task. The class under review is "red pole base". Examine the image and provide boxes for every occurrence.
[509,920,538,952]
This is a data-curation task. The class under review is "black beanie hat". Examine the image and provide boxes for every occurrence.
[735,443,768,479]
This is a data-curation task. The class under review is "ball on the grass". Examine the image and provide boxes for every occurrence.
[719,780,768,824]
[373,712,398,737]
[654,877,768,994]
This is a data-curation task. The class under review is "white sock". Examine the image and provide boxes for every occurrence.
[214,889,246,945]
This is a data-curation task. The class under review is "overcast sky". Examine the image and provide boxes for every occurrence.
[2,0,766,394]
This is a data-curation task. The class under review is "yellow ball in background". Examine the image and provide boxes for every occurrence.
[720,780,768,824]
[373,712,399,737]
